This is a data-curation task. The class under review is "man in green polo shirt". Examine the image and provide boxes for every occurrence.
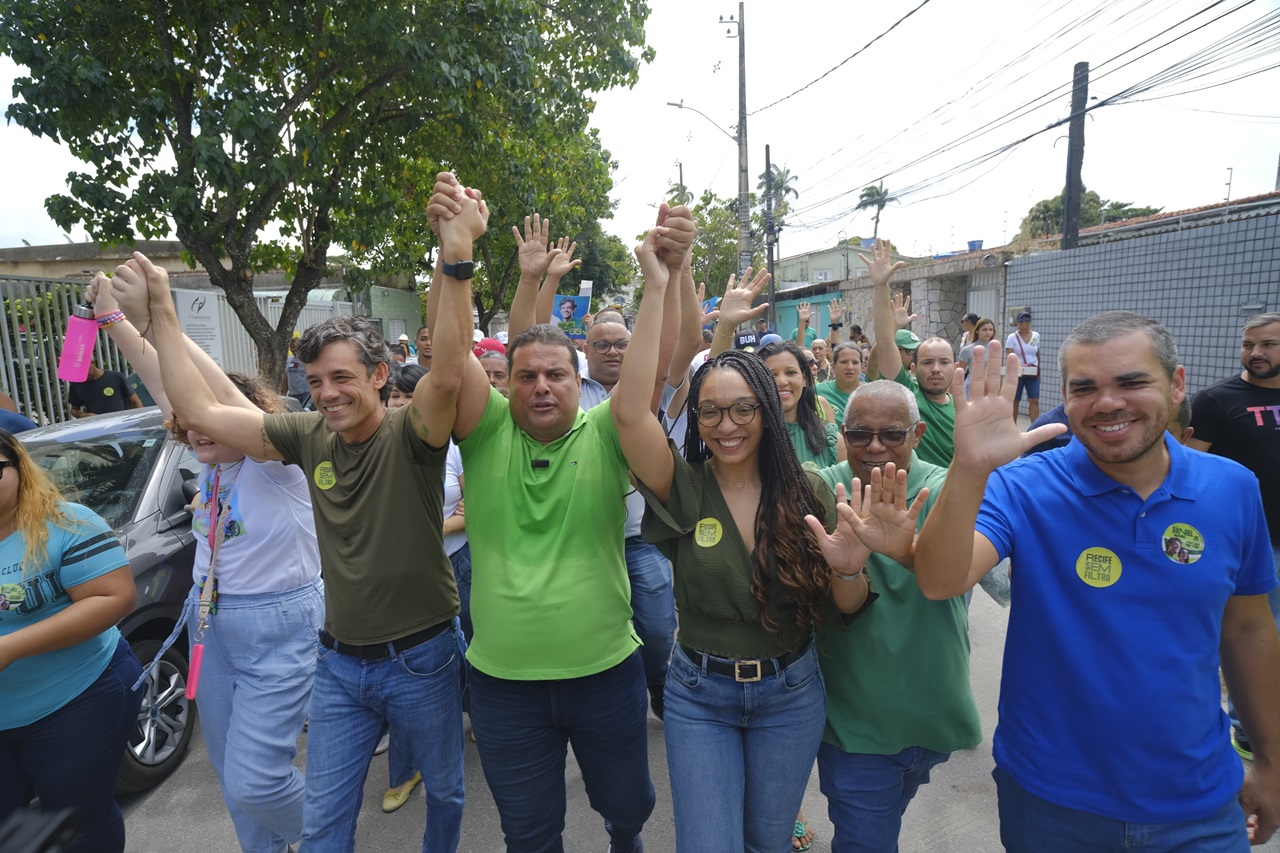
[816,380,981,850]
[865,239,957,467]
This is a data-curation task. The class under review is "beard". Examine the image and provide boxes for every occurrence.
[1244,359,1280,380]
[1074,411,1168,467]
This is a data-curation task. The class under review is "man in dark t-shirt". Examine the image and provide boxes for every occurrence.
[68,364,142,417]
[1188,312,1280,761]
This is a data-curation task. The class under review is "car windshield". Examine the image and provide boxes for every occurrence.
[24,425,168,528]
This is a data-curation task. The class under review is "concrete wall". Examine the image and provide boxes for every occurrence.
[1004,211,1279,409]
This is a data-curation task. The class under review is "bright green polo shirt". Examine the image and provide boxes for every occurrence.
[816,455,981,755]
[892,365,955,468]
[458,387,640,679]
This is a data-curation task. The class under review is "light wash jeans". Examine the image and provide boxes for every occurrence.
[301,622,465,853]
[1227,543,1280,741]
[817,742,950,853]
[663,642,826,853]
[625,537,677,689]
[191,579,324,853]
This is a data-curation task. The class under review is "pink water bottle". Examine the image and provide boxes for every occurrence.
[56,304,98,383]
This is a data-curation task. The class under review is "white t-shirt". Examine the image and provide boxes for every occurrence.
[192,458,320,595]
[443,442,467,557]
[1005,331,1040,371]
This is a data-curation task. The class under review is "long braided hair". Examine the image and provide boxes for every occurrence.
[684,350,831,634]
[758,340,828,457]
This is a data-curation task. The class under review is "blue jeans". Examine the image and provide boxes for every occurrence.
[994,765,1248,852]
[1227,543,1280,739]
[191,579,324,853]
[468,650,654,853]
[0,637,143,853]
[1014,375,1040,404]
[663,643,826,853]
[450,542,473,644]
[817,742,950,853]
[301,623,465,853]
[625,537,676,690]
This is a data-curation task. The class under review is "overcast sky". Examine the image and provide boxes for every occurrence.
[3,0,1279,260]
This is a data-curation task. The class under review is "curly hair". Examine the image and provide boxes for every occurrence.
[165,372,286,445]
[0,428,85,577]
[757,340,828,457]
[684,351,831,635]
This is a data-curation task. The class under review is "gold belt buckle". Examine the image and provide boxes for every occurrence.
[734,659,762,682]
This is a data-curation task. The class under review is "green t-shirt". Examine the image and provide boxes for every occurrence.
[264,406,458,645]
[815,380,852,421]
[458,388,640,679]
[638,443,838,659]
[893,365,955,468]
[816,455,981,755]
[786,420,840,472]
[795,326,818,346]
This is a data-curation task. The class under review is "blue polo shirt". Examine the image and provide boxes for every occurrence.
[976,433,1275,822]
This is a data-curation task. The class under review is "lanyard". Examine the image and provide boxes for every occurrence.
[188,461,240,700]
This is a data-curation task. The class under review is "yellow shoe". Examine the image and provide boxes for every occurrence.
[382,771,422,813]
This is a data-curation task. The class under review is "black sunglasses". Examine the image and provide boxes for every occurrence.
[0,460,17,476]
[842,423,918,447]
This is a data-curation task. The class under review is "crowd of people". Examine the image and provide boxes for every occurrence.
[0,171,1276,853]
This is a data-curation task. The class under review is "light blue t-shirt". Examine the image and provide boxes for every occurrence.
[0,502,129,728]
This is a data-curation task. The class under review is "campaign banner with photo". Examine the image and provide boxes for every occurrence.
[557,295,591,339]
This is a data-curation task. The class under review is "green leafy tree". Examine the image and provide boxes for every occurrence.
[1019,186,1162,238]
[856,183,897,239]
[575,222,638,306]
[0,0,652,383]
[666,180,694,207]
[677,190,765,296]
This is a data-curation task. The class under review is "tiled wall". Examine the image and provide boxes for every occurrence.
[1005,213,1279,409]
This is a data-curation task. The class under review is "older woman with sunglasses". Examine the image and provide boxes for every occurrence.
[611,223,919,853]
[0,428,143,853]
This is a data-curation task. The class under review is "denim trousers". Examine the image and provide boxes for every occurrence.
[817,742,950,853]
[468,650,654,853]
[663,642,826,853]
[624,537,677,689]
[0,636,143,853]
[190,579,324,853]
[994,765,1249,852]
[1227,543,1280,739]
[301,622,465,853]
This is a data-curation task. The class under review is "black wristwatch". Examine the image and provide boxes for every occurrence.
[829,322,844,329]
[441,259,474,280]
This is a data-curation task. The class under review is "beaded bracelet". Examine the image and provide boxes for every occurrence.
[95,310,126,328]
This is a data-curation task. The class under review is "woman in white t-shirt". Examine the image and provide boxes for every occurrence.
[92,271,322,853]
[1004,311,1041,422]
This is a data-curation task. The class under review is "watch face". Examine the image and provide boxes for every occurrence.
[445,260,474,279]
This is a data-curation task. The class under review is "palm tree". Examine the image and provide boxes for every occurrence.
[666,180,694,207]
[757,165,799,219]
[856,182,898,239]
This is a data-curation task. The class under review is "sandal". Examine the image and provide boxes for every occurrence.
[792,819,813,852]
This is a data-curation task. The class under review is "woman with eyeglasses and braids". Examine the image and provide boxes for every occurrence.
[0,427,143,853]
[612,226,887,853]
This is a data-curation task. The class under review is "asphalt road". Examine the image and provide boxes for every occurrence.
[120,591,1277,852]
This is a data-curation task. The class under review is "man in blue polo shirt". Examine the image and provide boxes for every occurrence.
[914,311,1280,851]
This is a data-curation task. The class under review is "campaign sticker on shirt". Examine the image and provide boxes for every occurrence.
[103,387,115,396]
[0,584,24,610]
[313,461,336,490]
[1162,523,1204,564]
[695,518,723,548]
[1076,547,1122,588]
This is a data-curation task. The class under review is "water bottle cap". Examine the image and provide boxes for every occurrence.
[72,303,95,320]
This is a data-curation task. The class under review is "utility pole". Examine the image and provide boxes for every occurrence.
[839,230,849,281]
[721,3,750,280]
[677,160,685,203]
[1061,61,1089,250]
[764,145,776,321]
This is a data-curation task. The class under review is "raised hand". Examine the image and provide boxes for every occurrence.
[891,293,918,329]
[829,301,846,323]
[716,267,771,329]
[954,343,1066,473]
[426,172,464,237]
[633,227,671,291]
[697,281,719,326]
[547,236,581,279]
[796,301,813,323]
[86,272,121,316]
[656,204,696,267]
[804,482,873,577]
[111,252,173,322]
[847,463,928,565]
[438,187,489,252]
[857,237,905,288]
[512,215,553,278]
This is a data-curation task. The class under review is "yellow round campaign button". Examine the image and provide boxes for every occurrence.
[1162,523,1204,564]
[695,518,723,548]
[1076,547,1122,588]
[313,461,336,491]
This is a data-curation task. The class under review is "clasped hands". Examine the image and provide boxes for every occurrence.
[805,464,928,577]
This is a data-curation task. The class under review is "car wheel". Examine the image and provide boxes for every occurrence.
[116,637,197,794]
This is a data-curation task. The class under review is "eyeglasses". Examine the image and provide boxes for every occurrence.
[696,402,762,427]
[590,340,630,353]
[842,423,918,447]
[0,460,16,476]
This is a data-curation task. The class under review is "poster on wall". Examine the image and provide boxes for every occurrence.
[174,289,225,364]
